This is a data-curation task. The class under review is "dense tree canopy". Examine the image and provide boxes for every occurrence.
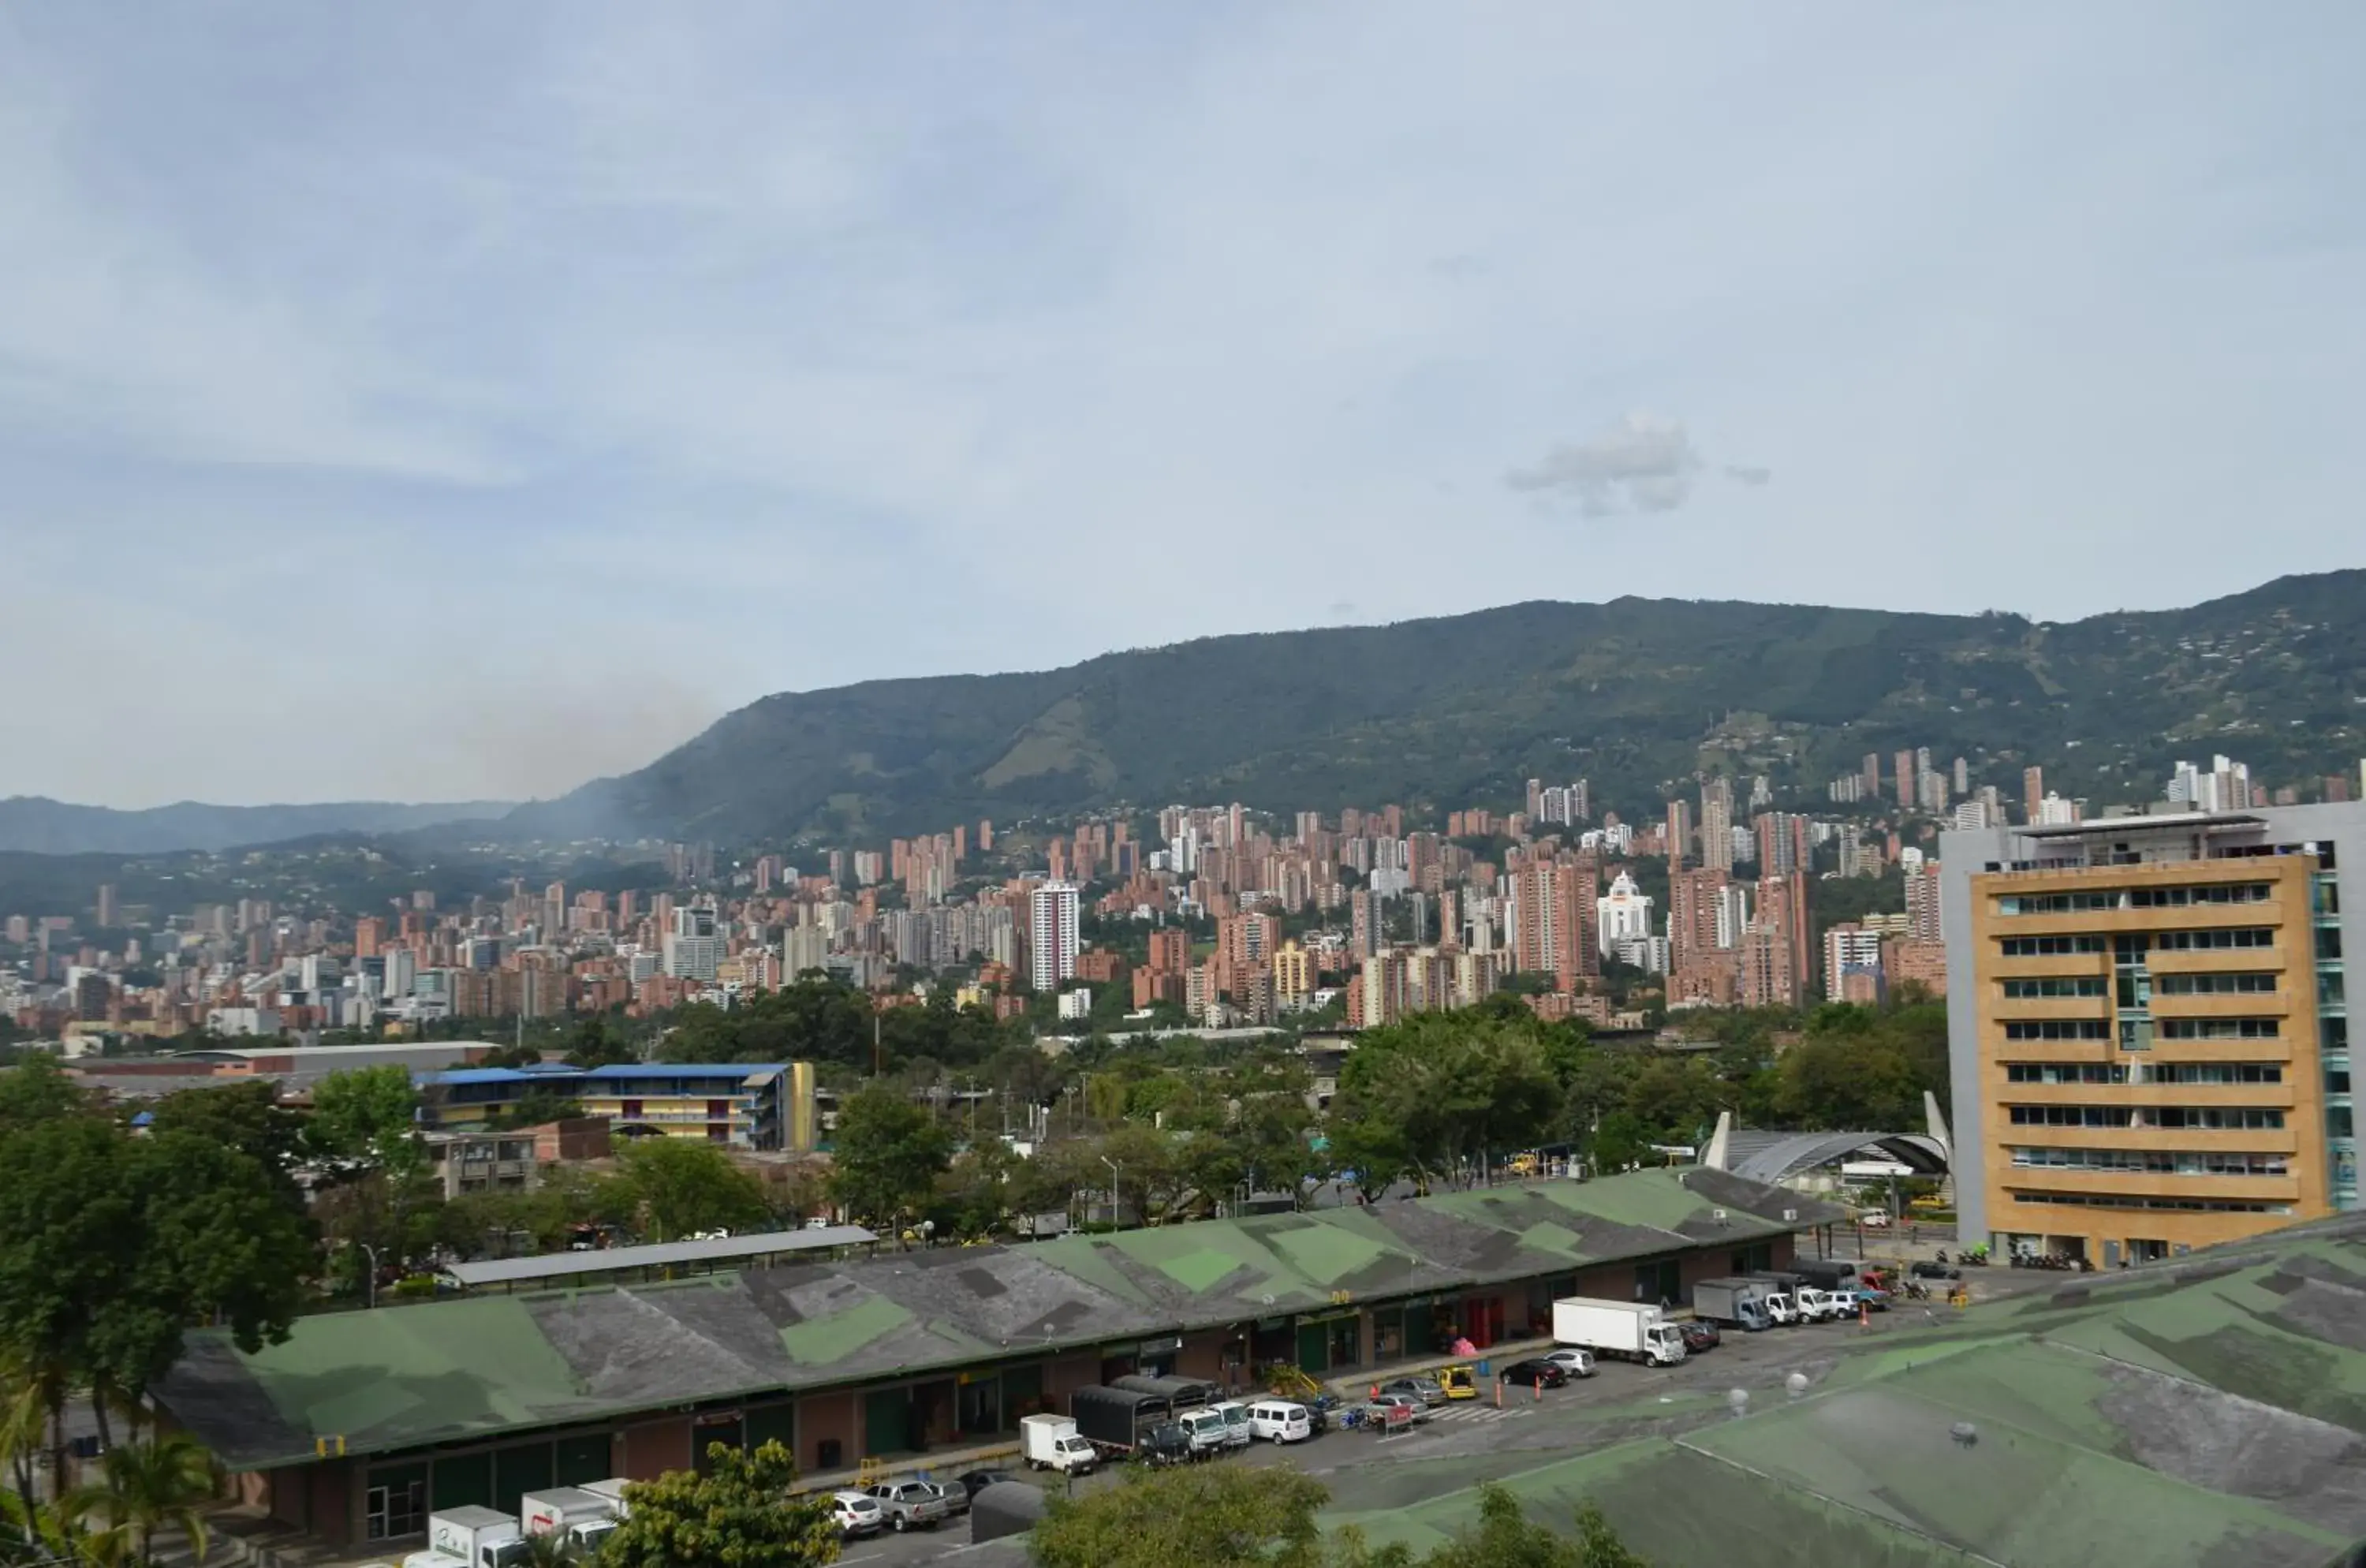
[601,1441,838,1568]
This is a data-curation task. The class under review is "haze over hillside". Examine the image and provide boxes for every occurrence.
[501,569,2366,846]
[0,797,513,857]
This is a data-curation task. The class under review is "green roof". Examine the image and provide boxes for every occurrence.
[155,1165,1827,1469]
[1319,1210,2366,1568]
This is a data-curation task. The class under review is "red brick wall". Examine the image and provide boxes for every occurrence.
[796,1392,856,1475]
[620,1417,691,1480]
[1043,1353,1099,1412]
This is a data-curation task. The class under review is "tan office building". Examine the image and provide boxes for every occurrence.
[1942,807,2358,1266]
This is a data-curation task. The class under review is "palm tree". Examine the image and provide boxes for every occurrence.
[0,1353,47,1547]
[63,1433,217,1566]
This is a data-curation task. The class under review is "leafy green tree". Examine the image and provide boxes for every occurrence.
[488,1090,585,1130]
[599,1441,838,1568]
[563,1015,638,1069]
[609,1138,770,1241]
[62,1432,218,1566]
[308,1065,424,1179]
[145,1081,308,1215]
[0,1055,91,1133]
[1414,1487,1650,1568]
[1032,1465,1341,1568]
[827,1088,953,1235]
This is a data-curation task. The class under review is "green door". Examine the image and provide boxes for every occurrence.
[745,1403,797,1458]
[863,1389,910,1457]
[431,1452,493,1511]
[1296,1322,1330,1374]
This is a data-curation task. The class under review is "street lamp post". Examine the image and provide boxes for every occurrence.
[1102,1156,1121,1229]
[360,1242,383,1311]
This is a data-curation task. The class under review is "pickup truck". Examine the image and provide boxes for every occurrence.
[862,1480,955,1533]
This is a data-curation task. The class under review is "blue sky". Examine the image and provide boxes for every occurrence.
[5,3,2362,807]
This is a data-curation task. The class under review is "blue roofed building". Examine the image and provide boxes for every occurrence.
[417,1061,817,1152]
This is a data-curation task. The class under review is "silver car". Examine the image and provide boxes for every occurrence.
[863,1480,954,1532]
[1543,1348,1597,1379]
[1379,1375,1448,1407]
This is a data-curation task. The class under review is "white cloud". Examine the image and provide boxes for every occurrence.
[1506,413,1705,516]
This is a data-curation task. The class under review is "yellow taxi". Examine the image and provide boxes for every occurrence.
[1436,1365,1480,1401]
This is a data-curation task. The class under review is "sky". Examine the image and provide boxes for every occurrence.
[4,3,2363,808]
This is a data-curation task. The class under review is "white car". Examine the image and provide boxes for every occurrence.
[830,1491,884,1539]
[1542,1348,1598,1379]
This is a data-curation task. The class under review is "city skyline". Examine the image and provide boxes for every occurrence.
[6,4,2364,807]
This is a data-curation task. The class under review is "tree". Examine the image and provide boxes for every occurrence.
[488,1090,585,1131]
[62,1432,218,1567]
[308,1066,424,1180]
[563,1016,638,1070]
[610,1139,769,1242]
[145,1081,308,1215]
[0,1055,91,1133]
[1415,1488,1650,1568]
[1032,1465,1342,1568]
[599,1441,838,1568]
[827,1089,953,1235]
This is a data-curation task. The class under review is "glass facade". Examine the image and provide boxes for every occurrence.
[2317,872,2356,1208]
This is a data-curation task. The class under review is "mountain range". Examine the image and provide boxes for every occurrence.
[508,568,2366,846]
[13,569,2363,858]
[0,797,513,857]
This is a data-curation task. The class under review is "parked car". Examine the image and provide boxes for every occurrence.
[1437,1365,1480,1400]
[1497,1358,1569,1388]
[957,1469,1017,1503]
[863,1480,954,1532]
[1678,1320,1722,1353]
[1305,1394,1345,1434]
[830,1491,884,1540]
[1541,1348,1597,1379]
[1140,1421,1196,1466]
[1858,1211,1890,1228]
[1909,1259,1961,1280]
[1379,1376,1448,1407]
[1361,1392,1431,1427]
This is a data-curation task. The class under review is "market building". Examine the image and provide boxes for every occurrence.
[152,1167,1832,1553]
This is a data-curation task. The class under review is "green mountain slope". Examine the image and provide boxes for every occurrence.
[510,569,2366,843]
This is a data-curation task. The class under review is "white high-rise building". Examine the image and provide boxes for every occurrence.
[1595,871,1655,958]
[1029,881,1080,992]
[663,905,722,980]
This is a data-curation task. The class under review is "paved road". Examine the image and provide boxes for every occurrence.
[823,1268,2054,1568]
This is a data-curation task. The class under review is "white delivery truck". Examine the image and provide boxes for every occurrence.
[401,1508,528,1568]
[1552,1297,1688,1367]
[580,1478,633,1519]
[1021,1413,1100,1475]
[520,1488,621,1556]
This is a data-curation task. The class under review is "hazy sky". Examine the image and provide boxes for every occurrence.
[6,4,2362,808]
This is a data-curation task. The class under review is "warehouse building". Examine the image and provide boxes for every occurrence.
[153,1166,1832,1553]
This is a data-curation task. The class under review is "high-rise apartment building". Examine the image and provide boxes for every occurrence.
[1894,750,1916,812]
[1595,871,1654,958]
[1942,805,2360,1266]
[1510,852,1599,993]
[2023,767,2046,825]
[1028,881,1080,992]
[662,905,722,980]
[1700,777,1734,875]
[1825,923,1886,1004]
[1665,801,1692,869]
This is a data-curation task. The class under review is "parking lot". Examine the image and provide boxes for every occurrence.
[823,1263,2045,1568]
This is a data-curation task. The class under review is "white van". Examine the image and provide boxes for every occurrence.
[1247,1401,1312,1443]
[1178,1408,1230,1458]
[1208,1400,1253,1450]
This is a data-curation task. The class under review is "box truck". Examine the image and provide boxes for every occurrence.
[401,1508,528,1568]
[1021,1413,1099,1474]
[519,1488,620,1556]
[1551,1297,1687,1366]
[1690,1278,1774,1331]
